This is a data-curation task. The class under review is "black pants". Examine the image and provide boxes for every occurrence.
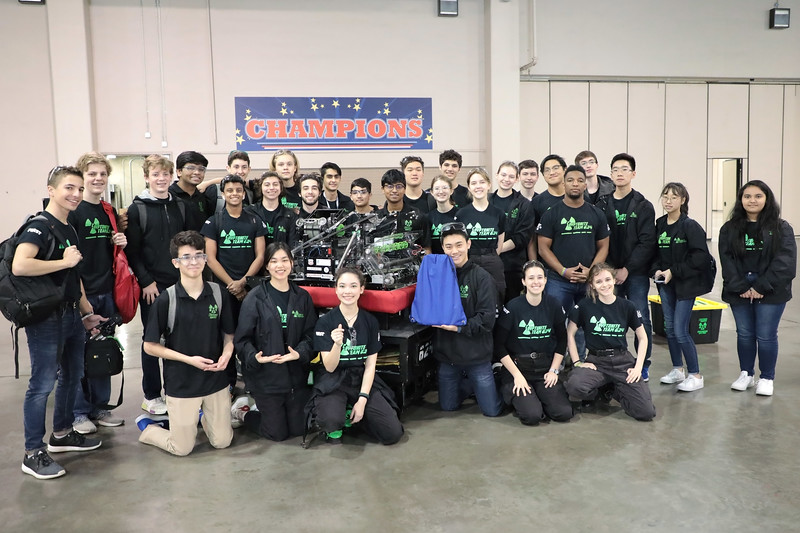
[564,351,656,421]
[471,253,505,304]
[315,387,403,445]
[502,376,574,425]
[245,388,310,442]
[226,296,243,388]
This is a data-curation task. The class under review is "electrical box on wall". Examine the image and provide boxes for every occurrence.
[769,8,790,29]
[438,0,457,17]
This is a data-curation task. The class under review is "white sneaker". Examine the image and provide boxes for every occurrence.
[677,374,704,392]
[660,368,686,384]
[93,410,124,427]
[73,415,97,435]
[731,371,755,391]
[756,378,774,396]
[231,395,255,427]
[141,397,168,415]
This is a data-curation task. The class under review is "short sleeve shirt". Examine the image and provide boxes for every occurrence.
[536,201,610,268]
[455,204,506,253]
[495,294,567,357]
[68,201,114,295]
[568,297,642,351]
[428,207,458,254]
[200,210,267,280]
[314,307,381,368]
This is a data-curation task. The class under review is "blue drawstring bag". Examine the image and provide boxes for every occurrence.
[410,254,467,326]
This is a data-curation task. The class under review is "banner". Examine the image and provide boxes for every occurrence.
[234,97,433,151]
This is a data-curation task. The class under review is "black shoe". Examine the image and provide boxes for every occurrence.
[597,383,615,404]
[47,430,102,453]
[21,449,66,480]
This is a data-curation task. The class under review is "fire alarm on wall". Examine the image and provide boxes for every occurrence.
[769,8,790,29]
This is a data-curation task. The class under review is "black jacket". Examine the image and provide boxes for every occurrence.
[490,190,535,271]
[585,175,615,204]
[235,281,317,394]
[596,189,656,276]
[650,214,712,300]
[719,219,796,305]
[125,191,186,288]
[433,260,496,365]
[246,202,299,247]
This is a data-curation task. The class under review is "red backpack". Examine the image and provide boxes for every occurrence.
[102,202,140,323]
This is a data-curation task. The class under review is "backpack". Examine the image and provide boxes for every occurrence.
[134,197,186,235]
[160,282,223,344]
[410,254,467,326]
[677,216,717,295]
[0,214,70,378]
[101,202,141,323]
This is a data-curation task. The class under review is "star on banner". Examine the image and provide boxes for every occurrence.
[280,107,288,116]
[383,108,391,116]
[332,100,340,108]
[235,129,241,135]
[353,103,361,111]
[311,103,319,111]
[425,133,433,144]
[236,135,245,145]
[356,98,361,103]
[311,98,316,103]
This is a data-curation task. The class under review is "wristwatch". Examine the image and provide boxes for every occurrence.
[549,368,560,375]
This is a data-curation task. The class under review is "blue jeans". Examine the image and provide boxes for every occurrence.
[545,274,586,359]
[438,361,502,416]
[657,284,700,374]
[140,283,167,400]
[730,302,786,380]
[24,307,86,450]
[73,293,115,418]
[618,274,653,367]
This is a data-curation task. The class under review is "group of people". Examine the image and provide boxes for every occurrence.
[14,146,795,481]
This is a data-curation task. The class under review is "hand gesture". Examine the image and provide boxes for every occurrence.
[274,346,300,364]
[254,350,282,364]
[543,371,559,388]
[331,324,345,346]
[142,282,160,305]
[112,232,128,248]
[512,375,532,396]
[187,355,216,370]
[626,367,642,383]
[62,245,82,268]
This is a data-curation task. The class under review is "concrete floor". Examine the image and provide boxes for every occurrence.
[1,251,799,533]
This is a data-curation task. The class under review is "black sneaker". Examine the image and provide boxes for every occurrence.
[47,430,102,453]
[22,449,66,480]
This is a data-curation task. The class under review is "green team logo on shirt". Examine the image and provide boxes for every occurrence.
[57,239,73,250]
[744,233,763,251]
[614,210,627,226]
[84,218,112,238]
[509,207,519,220]
[460,284,469,299]
[432,223,443,236]
[291,310,305,318]
[340,339,368,357]
[220,229,253,247]
[560,217,593,234]
[276,305,287,325]
[658,231,671,247]
[404,219,414,231]
[518,319,551,339]
[281,197,299,210]
[208,304,219,319]
[265,222,275,237]
[465,222,498,238]
[589,315,625,335]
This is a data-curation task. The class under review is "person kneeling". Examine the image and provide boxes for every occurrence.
[495,261,574,425]
[564,263,656,421]
[138,231,235,456]
[308,267,403,445]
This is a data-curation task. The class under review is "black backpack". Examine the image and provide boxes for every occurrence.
[0,214,70,378]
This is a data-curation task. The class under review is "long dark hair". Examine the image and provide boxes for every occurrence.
[727,180,782,258]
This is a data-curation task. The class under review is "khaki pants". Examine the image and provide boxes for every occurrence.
[139,387,233,456]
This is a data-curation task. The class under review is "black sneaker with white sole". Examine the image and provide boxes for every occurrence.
[22,449,66,480]
[47,430,102,453]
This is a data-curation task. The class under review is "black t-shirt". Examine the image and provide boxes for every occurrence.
[489,192,515,218]
[609,192,633,264]
[568,297,642,351]
[254,204,281,242]
[144,282,234,398]
[170,183,211,231]
[404,192,433,214]
[281,184,301,211]
[375,204,431,248]
[530,190,564,227]
[267,283,290,333]
[200,209,267,280]
[428,207,458,254]
[656,220,680,270]
[536,201,610,268]
[743,221,764,273]
[451,184,472,209]
[320,191,355,211]
[495,294,567,358]
[455,204,506,253]
[314,307,382,368]
[17,211,83,302]
[68,201,114,295]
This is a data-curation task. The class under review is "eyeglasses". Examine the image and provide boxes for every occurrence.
[579,159,597,167]
[441,222,467,233]
[543,165,562,174]
[175,253,207,264]
[610,166,632,174]
[47,165,68,185]
[183,165,206,173]
[432,186,451,192]
[351,189,369,196]
[383,183,405,191]
[401,156,423,167]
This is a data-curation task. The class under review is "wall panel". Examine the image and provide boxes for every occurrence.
[748,84,784,191]
[707,84,749,158]
[588,82,628,169]
[549,82,589,163]
[664,84,708,231]
[782,86,800,231]
[627,83,666,207]
[519,81,550,167]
